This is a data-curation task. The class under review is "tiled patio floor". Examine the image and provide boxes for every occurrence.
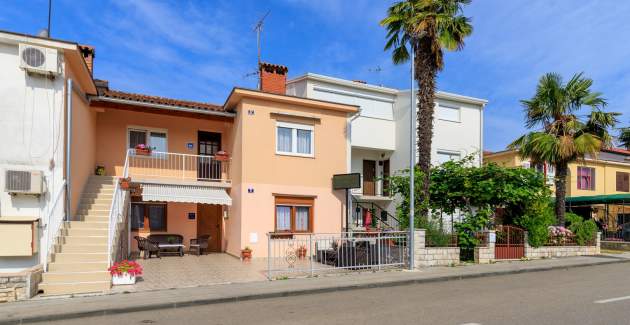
[112,254,268,293]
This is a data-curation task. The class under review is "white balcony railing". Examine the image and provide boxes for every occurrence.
[350,174,388,197]
[126,149,230,183]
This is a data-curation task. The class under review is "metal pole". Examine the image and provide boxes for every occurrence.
[409,44,416,270]
[65,79,72,222]
[47,0,52,37]
[346,189,350,233]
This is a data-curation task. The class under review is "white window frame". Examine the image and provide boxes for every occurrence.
[436,150,461,164]
[275,121,315,158]
[437,104,461,123]
[127,126,169,155]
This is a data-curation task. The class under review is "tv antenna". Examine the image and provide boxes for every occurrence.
[254,10,270,66]
[368,66,383,86]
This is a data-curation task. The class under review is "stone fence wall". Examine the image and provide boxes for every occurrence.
[474,230,496,264]
[0,266,43,303]
[414,229,460,267]
[524,232,601,259]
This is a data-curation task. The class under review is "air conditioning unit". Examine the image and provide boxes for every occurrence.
[18,44,60,76]
[4,170,44,195]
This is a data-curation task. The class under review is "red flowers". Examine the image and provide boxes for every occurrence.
[108,260,143,276]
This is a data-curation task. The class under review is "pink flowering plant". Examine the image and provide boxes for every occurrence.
[108,260,143,276]
[547,226,574,246]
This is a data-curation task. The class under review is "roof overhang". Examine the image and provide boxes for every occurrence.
[287,73,399,95]
[566,194,630,205]
[141,183,232,205]
[91,96,236,119]
[223,88,359,115]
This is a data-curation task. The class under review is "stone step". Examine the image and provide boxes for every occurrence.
[77,209,110,216]
[47,261,108,272]
[60,244,108,253]
[68,221,108,229]
[62,236,108,245]
[38,281,111,296]
[66,228,108,237]
[42,271,110,283]
[79,216,109,223]
[76,204,112,213]
[53,253,108,263]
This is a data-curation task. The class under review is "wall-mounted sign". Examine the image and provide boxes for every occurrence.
[186,142,194,150]
[332,173,361,190]
[188,212,196,220]
[248,188,254,193]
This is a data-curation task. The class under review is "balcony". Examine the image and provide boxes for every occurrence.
[351,175,390,199]
[125,149,230,184]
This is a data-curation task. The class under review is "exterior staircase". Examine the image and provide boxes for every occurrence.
[39,176,115,296]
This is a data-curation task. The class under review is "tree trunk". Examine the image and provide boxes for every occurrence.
[415,40,438,219]
[554,162,568,226]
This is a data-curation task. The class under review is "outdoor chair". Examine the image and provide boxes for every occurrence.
[135,236,160,259]
[190,235,211,256]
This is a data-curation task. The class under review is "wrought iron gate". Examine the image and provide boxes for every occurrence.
[495,225,525,259]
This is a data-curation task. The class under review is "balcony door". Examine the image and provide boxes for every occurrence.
[363,160,376,196]
[198,131,221,181]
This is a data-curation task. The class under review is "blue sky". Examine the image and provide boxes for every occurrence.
[2,0,630,151]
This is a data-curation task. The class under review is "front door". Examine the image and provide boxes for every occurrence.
[363,160,376,196]
[197,204,222,252]
[198,131,221,180]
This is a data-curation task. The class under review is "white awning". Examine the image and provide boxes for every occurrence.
[142,184,231,205]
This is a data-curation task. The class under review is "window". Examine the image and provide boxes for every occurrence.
[617,172,629,192]
[130,202,167,231]
[436,150,461,164]
[274,196,314,233]
[128,128,168,153]
[437,104,460,122]
[276,122,314,157]
[577,166,595,190]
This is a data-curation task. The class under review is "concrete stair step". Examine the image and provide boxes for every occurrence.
[62,236,108,245]
[77,209,110,216]
[39,281,111,296]
[47,261,108,272]
[43,271,110,283]
[68,221,109,229]
[66,228,108,236]
[79,216,109,223]
[54,253,108,263]
[61,244,108,253]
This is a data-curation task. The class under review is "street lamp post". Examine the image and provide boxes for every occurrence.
[409,44,415,270]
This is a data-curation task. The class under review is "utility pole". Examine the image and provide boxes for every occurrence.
[253,10,270,88]
[409,43,415,270]
[47,0,52,37]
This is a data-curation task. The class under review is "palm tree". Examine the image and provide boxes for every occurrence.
[509,72,619,225]
[618,128,630,149]
[380,0,472,218]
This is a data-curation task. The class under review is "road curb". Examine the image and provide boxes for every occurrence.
[4,258,630,324]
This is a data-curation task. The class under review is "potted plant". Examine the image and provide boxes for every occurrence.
[108,260,143,285]
[241,246,252,261]
[135,144,153,156]
[119,177,131,190]
[95,165,105,176]
[297,245,307,259]
[215,150,230,161]
[167,236,177,244]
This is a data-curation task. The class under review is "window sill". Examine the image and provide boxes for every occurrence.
[275,152,315,159]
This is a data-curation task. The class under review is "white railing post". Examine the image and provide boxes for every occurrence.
[182,155,186,180]
[309,234,314,277]
[43,180,67,272]
[267,233,272,280]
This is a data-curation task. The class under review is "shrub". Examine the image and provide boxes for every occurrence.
[566,213,598,245]
[514,199,555,247]
[419,216,453,246]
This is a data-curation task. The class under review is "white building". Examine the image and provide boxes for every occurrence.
[287,73,487,229]
[0,30,95,273]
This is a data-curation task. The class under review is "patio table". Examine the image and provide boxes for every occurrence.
[158,243,185,257]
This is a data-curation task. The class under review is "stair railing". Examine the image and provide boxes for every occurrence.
[43,180,67,272]
[352,200,401,230]
[108,150,131,267]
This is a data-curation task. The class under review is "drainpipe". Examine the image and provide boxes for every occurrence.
[65,79,73,222]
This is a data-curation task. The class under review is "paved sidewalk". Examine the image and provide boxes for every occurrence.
[2,255,629,324]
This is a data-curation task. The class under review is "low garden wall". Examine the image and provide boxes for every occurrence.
[601,241,630,251]
[524,232,601,259]
[414,229,460,267]
[0,265,42,303]
[474,231,495,264]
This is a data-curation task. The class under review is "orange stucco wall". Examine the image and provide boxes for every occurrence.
[93,107,233,177]
[225,98,349,257]
[67,63,97,218]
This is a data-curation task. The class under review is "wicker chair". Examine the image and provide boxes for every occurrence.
[135,236,160,259]
[189,235,211,256]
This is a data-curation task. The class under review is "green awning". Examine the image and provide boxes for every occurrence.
[566,194,630,205]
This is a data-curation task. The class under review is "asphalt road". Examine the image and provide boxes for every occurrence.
[50,262,630,325]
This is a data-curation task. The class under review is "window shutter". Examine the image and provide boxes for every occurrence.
[590,168,595,190]
[624,173,630,192]
[617,172,623,191]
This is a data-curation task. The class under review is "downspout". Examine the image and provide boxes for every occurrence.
[65,79,72,222]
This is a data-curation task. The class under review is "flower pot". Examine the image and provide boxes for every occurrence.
[215,151,230,161]
[241,250,252,261]
[135,148,151,156]
[112,273,137,285]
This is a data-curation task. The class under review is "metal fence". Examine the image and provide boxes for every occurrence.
[545,233,596,246]
[267,231,408,279]
[126,149,230,183]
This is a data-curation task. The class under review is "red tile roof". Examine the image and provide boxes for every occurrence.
[99,89,226,112]
[603,147,630,155]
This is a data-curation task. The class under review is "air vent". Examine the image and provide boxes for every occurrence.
[18,44,60,76]
[4,170,44,195]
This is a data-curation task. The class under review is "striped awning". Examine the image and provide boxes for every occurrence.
[142,184,231,205]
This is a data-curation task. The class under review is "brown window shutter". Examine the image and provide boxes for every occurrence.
[590,168,595,190]
[617,172,623,191]
[625,173,629,192]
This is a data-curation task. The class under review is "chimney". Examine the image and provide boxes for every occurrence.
[259,62,288,95]
[78,44,95,75]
